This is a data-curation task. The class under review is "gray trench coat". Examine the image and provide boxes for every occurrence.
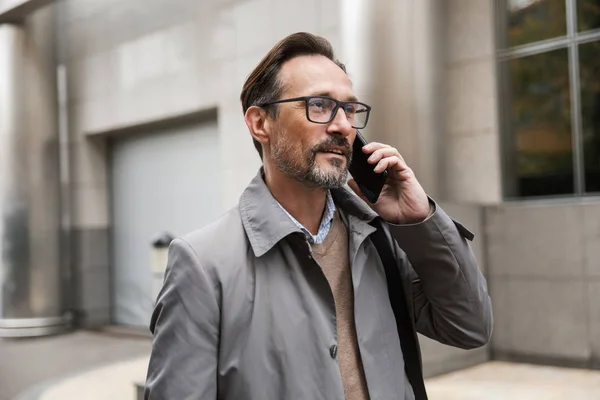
[144,169,493,399]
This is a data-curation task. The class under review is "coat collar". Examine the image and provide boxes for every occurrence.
[239,168,379,257]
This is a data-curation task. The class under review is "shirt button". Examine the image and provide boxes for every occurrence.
[329,344,338,359]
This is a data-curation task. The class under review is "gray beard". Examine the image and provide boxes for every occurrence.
[271,138,351,189]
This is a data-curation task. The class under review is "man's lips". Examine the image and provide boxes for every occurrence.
[318,147,348,157]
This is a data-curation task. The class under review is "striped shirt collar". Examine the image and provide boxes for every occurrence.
[277,190,336,244]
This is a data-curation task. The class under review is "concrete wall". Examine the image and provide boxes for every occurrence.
[341,0,444,199]
[416,0,499,374]
[420,202,490,377]
[442,0,502,204]
[486,200,600,369]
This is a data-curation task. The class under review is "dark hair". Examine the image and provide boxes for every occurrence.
[240,32,347,159]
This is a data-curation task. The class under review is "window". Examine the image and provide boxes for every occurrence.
[498,0,600,198]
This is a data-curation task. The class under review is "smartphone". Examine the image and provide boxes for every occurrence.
[348,130,388,203]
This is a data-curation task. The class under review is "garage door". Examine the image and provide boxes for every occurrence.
[110,118,222,327]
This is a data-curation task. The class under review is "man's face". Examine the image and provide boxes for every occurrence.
[268,55,357,189]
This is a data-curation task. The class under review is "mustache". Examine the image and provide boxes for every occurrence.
[311,136,352,157]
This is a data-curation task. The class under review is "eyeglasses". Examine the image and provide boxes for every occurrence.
[258,96,371,129]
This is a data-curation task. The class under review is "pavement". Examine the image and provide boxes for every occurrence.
[0,330,151,400]
[426,361,600,399]
[2,330,600,399]
[36,357,148,400]
[35,359,600,400]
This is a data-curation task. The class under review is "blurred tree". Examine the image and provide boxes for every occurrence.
[577,0,600,32]
[579,40,600,192]
[508,0,566,47]
[578,1,600,192]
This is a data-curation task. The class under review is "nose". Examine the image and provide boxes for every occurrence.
[326,107,353,137]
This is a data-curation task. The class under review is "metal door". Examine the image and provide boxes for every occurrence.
[110,119,222,327]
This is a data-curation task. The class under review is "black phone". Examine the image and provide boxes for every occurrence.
[348,130,388,203]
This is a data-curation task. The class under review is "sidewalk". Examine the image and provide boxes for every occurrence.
[426,361,600,399]
[32,358,600,400]
[0,330,151,400]
[3,330,600,399]
[37,357,148,400]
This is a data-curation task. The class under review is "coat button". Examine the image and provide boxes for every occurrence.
[329,344,338,359]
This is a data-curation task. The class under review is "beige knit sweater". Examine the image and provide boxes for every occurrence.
[311,211,370,400]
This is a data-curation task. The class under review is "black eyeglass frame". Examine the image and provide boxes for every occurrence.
[258,96,372,129]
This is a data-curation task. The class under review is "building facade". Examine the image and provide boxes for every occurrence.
[0,0,598,376]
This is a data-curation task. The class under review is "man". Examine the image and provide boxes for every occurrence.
[145,32,492,400]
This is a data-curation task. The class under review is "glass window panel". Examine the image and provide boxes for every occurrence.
[507,0,567,47]
[507,48,574,197]
[577,0,600,32]
[579,41,600,193]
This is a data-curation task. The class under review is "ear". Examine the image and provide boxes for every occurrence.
[245,106,273,149]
